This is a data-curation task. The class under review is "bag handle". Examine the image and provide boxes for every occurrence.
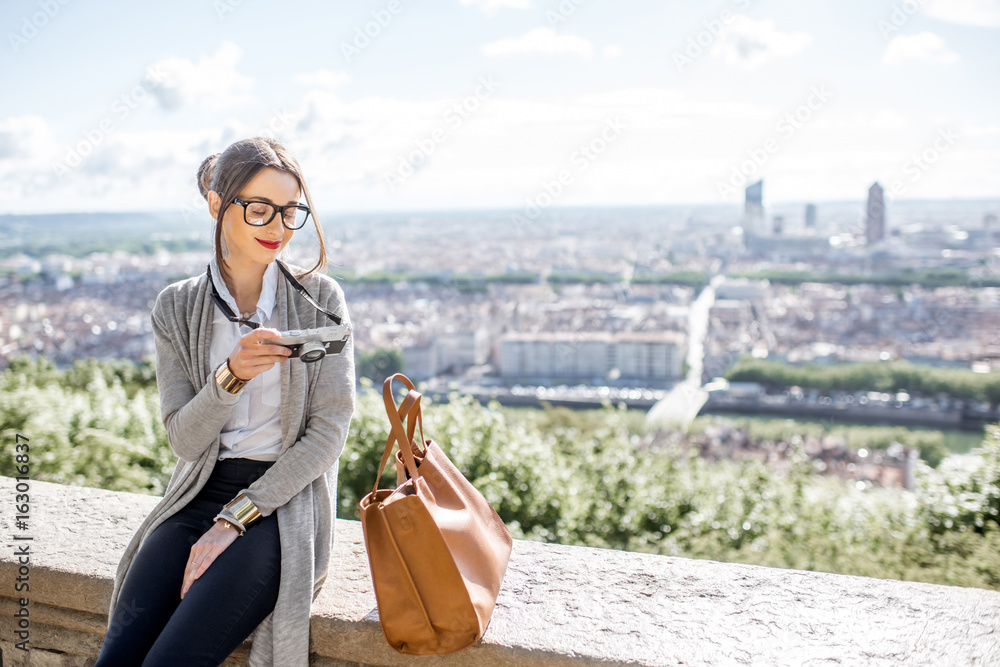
[384,374,426,475]
[383,374,427,453]
[370,389,419,497]
[371,374,427,496]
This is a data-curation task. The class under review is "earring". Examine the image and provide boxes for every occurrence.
[220,231,231,260]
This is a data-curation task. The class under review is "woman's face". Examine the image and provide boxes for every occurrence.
[214,166,302,270]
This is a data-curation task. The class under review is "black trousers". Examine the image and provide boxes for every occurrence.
[95,458,281,667]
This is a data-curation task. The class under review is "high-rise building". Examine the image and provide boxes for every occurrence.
[805,203,816,228]
[772,215,784,235]
[744,179,764,235]
[865,182,885,245]
[986,213,998,242]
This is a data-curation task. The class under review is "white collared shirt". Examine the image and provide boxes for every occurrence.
[208,258,283,461]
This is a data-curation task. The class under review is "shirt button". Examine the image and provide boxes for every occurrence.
[237,420,246,427]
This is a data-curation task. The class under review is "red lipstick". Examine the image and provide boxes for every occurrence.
[256,239,281,250]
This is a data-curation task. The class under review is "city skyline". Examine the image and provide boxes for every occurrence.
[1,0,997,214]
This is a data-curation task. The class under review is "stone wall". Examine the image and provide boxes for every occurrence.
[0,477,998,666]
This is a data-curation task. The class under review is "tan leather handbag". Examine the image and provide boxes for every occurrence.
[359,373,513,655]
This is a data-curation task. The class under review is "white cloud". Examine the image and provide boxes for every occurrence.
[603,45,622,59]
[963,123,1000,137]
[278,86,794,210]
[923,0,1000,27]
[147,41,255,112]
[482,27,594,58]
[710,15,812,70]
[0,115,61,207]
[883,32,960,65]
[2,81,994,212]
[294,70,351,89]
[460,0,531,15]
[0,115,57,160]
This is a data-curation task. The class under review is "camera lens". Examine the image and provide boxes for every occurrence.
[299,341,326,363]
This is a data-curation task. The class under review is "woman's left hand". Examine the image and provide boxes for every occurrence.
[180,520,241,599]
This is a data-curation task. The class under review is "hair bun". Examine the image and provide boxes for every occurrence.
[196,153,221,200]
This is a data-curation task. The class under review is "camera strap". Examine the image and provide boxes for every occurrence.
[206,261,342,328]
[275,260,343,326]
[207,263,259,329]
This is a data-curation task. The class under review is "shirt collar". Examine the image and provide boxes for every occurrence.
[208,258,280,320]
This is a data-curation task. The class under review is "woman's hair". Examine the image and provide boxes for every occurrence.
[197,137,327,281]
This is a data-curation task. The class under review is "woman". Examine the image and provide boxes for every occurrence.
[95,137,355,666]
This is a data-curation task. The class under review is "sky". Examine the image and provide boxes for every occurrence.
[0,0,998,214]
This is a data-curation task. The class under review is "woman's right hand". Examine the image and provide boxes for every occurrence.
[226,328,291,381]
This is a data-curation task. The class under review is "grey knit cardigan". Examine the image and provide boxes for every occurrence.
[106,265,356,666]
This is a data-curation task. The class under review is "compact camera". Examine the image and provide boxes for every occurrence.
[272,324,352,363]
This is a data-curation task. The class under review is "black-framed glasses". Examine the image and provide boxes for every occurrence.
[232,197,311,230]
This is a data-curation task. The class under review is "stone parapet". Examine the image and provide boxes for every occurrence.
[0,477,998,666]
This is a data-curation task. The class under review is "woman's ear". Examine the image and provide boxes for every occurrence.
[207,190,222,220]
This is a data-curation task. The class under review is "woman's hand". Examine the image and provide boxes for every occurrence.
[226,328,291,381]
[180,520,241,599]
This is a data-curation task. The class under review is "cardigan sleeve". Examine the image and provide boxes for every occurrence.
[240,277,357,516]
[152,285,241,463]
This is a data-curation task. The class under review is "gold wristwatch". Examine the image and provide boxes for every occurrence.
[215,360,248,394]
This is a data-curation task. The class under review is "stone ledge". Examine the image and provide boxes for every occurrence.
[0,476,999,666]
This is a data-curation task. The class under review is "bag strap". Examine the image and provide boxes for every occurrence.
[383,374,426,474]
[371,374,427,496]
[370,389,419,497]
[383,374,426,451]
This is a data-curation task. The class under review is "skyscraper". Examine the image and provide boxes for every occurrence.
[744,179,764,235]
[805,203,816,228]
[865,182,885,245]
[986,213,998,242]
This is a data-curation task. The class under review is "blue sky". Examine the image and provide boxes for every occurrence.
[1,0,997,213]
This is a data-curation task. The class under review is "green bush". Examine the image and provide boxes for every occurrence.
[916,426,1000,535]
[3,356,1000,590]
[725,357,1000,406]
[0,357,173,494]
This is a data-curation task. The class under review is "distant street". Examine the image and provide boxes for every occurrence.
[645,275,721,430]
